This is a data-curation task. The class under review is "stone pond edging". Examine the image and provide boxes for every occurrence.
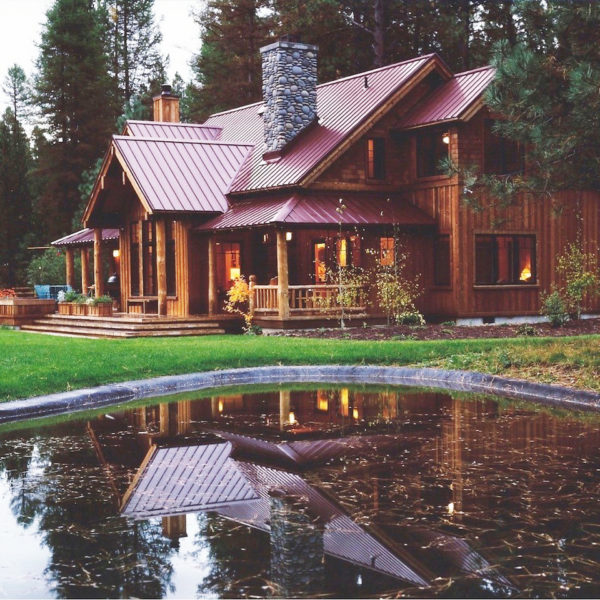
[1,365,599,424]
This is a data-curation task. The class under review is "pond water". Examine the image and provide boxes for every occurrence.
[1,385,600,598]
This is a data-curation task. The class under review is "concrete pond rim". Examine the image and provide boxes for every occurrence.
[1,365,599,424]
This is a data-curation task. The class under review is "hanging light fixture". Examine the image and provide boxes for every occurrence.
[442,132,450,145]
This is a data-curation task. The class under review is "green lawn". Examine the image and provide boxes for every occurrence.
[2,329,599,401]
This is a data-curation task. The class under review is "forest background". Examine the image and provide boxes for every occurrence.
[1,0,599,287]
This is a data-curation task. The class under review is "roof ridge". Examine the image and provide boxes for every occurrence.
[126,119,222,129]
[316,53,438,88]
[206,54,442,120]
[453,65,495,78]
[113,135,253,147]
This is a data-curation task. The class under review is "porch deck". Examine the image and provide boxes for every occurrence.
[20,313,242,339]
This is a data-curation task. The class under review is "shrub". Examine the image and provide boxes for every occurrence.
[26,248,66,286]
[91,295,113,305]
[516,323,536,336]
[396,311,425,326]
[374,265,423,326]
[541,289,569,327]
[224,276,258,334]
[63,290,81,302]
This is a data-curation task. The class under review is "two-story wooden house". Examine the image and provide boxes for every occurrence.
[63,40,600,329]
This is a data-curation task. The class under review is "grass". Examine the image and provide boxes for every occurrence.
[1,329,600,402]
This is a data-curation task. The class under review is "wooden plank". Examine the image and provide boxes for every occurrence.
[156,218,167,316]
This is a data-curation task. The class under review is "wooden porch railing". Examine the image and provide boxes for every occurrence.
[251,283,367,314]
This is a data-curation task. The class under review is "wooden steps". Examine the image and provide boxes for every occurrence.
[13,286,35,298]
[21,313,240,338]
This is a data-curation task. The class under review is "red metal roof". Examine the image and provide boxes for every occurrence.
[125,120,222,141]
[198,193,435,230]
[399,66,496,129]
[203,55,442,193]
[51,228,119,247]
[113,136,253,213]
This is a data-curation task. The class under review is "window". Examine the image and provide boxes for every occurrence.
[216,242,241,290]
[336,235,360,268]
[416,128,449,177]
[130,222,140,296]
[142,220,156,295]
[314,241,327,283]
[434,235,451,286]
[366,138,385,180]
[166,220,176,296]
[475,234,536,285]
[484,119,524,174]
[379,237,395,266]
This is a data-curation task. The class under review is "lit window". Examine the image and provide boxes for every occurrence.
[380,237,394,266]
[366,138,385,180]
[314,241,327,283]
[475,235,536,285]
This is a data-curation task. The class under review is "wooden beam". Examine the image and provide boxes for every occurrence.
[208,235,217,315]
[65,247,75,290]
[156,218,167,316]
[276,230,290,320]
[94,228,104,297]
[80,247,89,295]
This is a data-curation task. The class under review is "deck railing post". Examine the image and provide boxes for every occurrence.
[248,274,256,316]
[276,230,290,320]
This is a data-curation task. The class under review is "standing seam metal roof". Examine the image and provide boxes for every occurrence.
[112,136,253,213]
[125,120,222,141]
[399,66,496,128]
[203,55,439,193]
[51,228,119,247]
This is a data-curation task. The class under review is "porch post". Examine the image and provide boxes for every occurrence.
[276,230,290,320]
[248,274,256,317]
[208,235,217,315]
[93,228,104,297]
[65,247,75,290]
[80,248,89,295]
[156,217,167,316]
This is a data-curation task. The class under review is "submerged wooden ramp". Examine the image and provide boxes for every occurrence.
[20,313,240,339]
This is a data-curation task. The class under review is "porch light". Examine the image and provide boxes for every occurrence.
[442,132,450,145]
[285,231,293,242]
[112,249,120,258]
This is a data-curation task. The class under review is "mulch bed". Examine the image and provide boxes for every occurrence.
[272,317,600,341]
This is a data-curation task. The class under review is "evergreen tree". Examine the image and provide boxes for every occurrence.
[34,0,118,240]
[2,65,31,124]
[100,0,165,108]
[0,109,32,285]
[188,0,274,120]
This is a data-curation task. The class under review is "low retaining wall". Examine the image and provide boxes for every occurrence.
[1,365,599,424]
[0,298,56,326]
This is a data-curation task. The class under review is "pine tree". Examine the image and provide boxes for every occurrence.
[188,0,274,120]
[2,65,31,124]
[100,0,165,108]
[34,0,118,240]
[0,109,33,285]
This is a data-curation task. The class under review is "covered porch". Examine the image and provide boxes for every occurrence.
[199,192,436,328]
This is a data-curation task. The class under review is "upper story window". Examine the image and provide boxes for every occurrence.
[366,138,385,180]
[416,128,449,178]
[475,234,536,285]
[484,119,524,175]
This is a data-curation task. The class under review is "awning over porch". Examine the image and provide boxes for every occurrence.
[51,228,120,247]
[196,193,435,231]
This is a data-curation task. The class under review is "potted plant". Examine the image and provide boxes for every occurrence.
[88,295,114,317]
[72,294,89,316]
[57,290,81,315]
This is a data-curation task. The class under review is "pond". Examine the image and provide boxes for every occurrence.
[0,385,599,598]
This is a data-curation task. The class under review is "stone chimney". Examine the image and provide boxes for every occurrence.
[260,39,318,158]
[153,84,180,122]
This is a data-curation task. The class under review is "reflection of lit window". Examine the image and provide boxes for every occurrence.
[317,390,328,412]
[380,237,394,266]
[447,502,455,515]
[340,388,349,417]
[352,408,359,420]
[218,400,224,413]
[288,411,296,425]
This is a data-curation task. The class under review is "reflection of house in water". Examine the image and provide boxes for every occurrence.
[87,388,517,594]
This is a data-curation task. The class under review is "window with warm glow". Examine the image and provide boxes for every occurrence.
[366,137,385,180]
[475,234,536,285]
[416,128,449,177]
[216,242,242,290]
[314,241,327,283]
[379,237,394,266]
